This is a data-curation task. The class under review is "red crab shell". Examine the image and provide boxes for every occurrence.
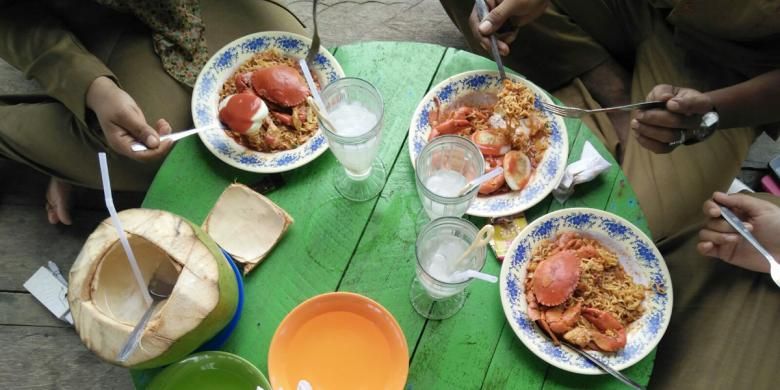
[532,250,581,306]
[250,65,309,107]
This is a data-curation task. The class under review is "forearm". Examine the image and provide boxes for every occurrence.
[706,69,780,129]
[0,1,115,123]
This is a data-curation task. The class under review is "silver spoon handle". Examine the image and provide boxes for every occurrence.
[719,206,776,263]
[117,301,157,362]
[564,342,645,390]
[475,0,506,80]
[130,125,218,152]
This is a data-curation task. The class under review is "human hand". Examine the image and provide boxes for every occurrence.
[698,192,780,273]
[468,0,549,56]
[631,84,715,154]
[86,76,173,160]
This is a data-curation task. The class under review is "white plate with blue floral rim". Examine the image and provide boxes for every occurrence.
[408,70,568,217]
[499,207,673,374]
[192,31,344,173]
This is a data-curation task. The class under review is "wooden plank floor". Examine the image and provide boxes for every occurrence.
[1,1,778,388]
[0,160,139,389]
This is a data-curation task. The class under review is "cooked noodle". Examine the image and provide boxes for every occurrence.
[434,79,551,194]
[219,49,319,152]
[526,232,647,334]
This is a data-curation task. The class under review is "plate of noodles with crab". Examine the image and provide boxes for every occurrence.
[192,31,344,173]
[409,70,568,217]
[499,208,673,374]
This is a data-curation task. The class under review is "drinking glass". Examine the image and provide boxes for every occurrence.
[319,77,386,201]
[415,135,485,225]
[410,217,487,320]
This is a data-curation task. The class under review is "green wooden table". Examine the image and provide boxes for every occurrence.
[134,42,653,389]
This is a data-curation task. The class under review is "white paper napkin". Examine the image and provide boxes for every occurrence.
[553,141,612,203]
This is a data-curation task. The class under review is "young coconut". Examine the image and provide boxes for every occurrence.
[203,183,293,275]
[68,209,237,368]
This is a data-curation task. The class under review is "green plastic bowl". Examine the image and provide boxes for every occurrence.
[148,351,271,390]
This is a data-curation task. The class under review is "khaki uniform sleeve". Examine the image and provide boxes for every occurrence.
[0,1,116,123]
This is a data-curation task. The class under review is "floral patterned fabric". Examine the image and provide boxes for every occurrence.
[94,0,208,86]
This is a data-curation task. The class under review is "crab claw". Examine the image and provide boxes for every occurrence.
[234,72,253,93]
[545,302,582,334]
[452,106,474,120]
[532,250,581,306]
[582,307,626,352]
[434,118,471,135]
[270,111,294,127]
[251,65,309,107]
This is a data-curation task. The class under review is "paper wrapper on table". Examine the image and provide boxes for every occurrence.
[489,214,528,261]
[552,141,611,203]
[202,183,293,275]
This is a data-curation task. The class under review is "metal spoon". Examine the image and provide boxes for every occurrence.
[117,260,180,362]
[474,0,506,80]
[305,0,321,67]
[299,0,327,110]
[719,206,780,287]
[130,125,218,152]
[562,341,645,390]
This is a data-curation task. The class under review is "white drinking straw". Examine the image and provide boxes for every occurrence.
[453,269,498,283]
[98,153,153,306]
[457,167,504,196]
[454,224,494,269]
[306,96,338,131]
[299,58,327,112]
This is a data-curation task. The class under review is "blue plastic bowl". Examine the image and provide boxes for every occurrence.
[197,249,244,351]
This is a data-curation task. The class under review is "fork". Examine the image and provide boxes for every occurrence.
[305,0,321,66]
[299,0,326,109]
[541,100,666,118]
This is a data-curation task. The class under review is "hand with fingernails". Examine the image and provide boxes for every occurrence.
[86,76,174,161]
[698,192,780,274]
[468,0,550,56]
[631,84,716,154]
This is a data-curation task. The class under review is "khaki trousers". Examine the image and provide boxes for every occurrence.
[0,0,306,191]
[438,1,776,388]
[440,0,757,241]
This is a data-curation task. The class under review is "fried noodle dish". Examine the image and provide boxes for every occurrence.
[428,79,551,195]
[217,49,319,152]
[524,232,647,352]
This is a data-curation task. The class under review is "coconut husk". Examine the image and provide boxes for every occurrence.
[68,209,237,368]
[202,183,293,275]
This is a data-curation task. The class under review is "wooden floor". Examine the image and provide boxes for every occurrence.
[0,1,777,388]
[0,160,141,389]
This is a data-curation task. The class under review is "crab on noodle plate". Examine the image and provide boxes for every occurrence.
[192,32,344,173]
[499,208,673,374]
[409,71,568,217]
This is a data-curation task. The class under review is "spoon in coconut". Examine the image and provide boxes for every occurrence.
[117,260,179,363]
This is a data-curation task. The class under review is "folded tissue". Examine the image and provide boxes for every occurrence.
[553,141,612,203]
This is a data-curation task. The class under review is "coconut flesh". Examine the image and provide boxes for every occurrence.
[68,209,237,368]
[203,183,293,275]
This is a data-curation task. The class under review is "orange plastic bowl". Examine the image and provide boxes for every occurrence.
[268,292,409,389]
